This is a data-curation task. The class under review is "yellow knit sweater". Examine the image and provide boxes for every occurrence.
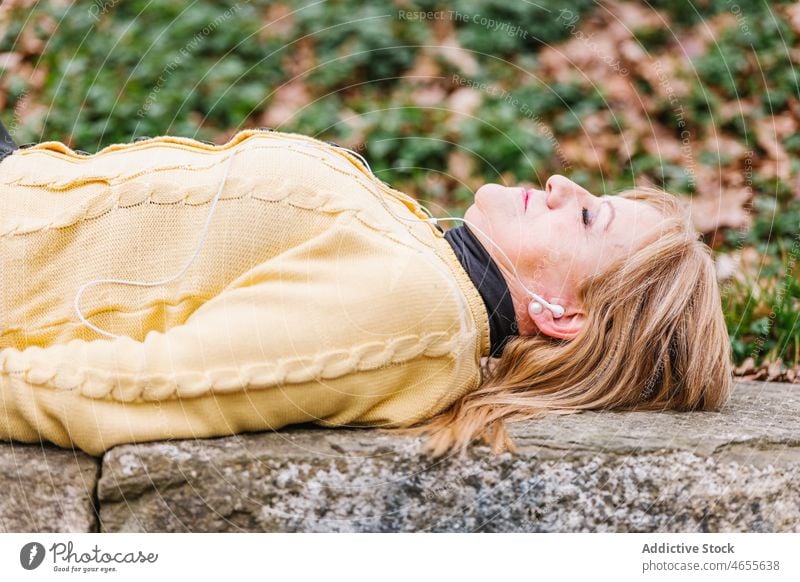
[0,128,490,455]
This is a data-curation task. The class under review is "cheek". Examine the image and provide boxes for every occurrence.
[523,236,581,281]
[502,236,545,278]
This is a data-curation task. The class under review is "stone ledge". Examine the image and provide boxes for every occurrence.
[1,380,798,532]
[0,444,98,532]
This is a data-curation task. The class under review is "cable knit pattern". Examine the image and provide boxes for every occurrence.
[0,128,490,456]
[0,331,458,400]
[1,144,431,252]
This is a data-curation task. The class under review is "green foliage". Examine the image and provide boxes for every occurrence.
[694,7,796,104]
[446,0,595,55]
[360,104,452,183]
[293,1,424,91]
[722,199,800,367]
[20,0,290,144]
[456,94,552,178]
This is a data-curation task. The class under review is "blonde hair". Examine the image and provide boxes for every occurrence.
[390,186,733,458]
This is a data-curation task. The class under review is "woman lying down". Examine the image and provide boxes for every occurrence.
[0,126,732,458]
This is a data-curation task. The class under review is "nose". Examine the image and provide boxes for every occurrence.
[545,174,592,209]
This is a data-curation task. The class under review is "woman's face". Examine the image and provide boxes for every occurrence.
[463,175,664,340]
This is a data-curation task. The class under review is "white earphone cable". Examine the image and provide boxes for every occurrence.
[73,148,240,339]
[73,133,562,339]
[340,146,564,318]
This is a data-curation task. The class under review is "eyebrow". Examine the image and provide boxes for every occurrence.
[602,200,616,232]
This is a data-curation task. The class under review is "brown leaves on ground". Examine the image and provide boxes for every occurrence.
[258,79,314,128]
[754,113,796,182]
[529,0,798,240]
[734,357,800,383]
[687,186,753,236]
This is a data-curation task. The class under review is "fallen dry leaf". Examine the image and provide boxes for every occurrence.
[410,84,448,107]
[447,87,483,118]
[259,79,313,128]
[686,187,753,235]
[447,149,475,183]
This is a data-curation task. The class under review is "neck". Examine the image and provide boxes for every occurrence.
[443,224,518,357]
[486,254,541,337]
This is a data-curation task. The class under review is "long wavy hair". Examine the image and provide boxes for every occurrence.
[389,186,733,458]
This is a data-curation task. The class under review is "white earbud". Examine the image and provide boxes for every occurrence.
[529,296,565,318]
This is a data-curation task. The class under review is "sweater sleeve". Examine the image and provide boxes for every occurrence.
[0,216,479,455]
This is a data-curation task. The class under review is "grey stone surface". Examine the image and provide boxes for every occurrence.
[1,380,796,532]
[0,443,99,532]
[93,380,800,533]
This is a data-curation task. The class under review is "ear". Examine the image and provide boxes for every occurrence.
[528,301,586,340]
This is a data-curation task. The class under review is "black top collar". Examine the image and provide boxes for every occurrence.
[0,120,18,163]
[443,224,518,357]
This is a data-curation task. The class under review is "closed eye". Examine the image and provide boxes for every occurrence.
[581,207,592,226]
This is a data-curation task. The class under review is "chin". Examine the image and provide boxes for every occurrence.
[463,202,481,226]
[475,183,507,202]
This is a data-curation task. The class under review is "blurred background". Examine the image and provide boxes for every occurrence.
[1,0,798,381]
